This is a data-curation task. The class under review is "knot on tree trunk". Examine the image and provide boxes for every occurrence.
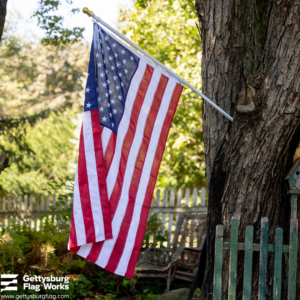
[236,85,256,114]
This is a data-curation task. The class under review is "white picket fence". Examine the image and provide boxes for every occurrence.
[147,187,207,247]
[0,186,207,247]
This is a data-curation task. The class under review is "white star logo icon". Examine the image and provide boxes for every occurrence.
[102,116,107,122]
[97,62,102,68]
[99,106,104,112]
[86,103,92,108]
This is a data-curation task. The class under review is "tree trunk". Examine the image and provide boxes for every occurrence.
[0,0,8,42]
[195,0,300,299]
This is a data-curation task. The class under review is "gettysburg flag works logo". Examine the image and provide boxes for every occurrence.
[0,274,18,292]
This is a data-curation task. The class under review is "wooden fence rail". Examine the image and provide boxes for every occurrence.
[214,216,298,300]
[0,186,207,247]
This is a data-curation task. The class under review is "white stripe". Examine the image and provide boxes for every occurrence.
[115,78,177,275]
[76,243,93,258]
[96,63,162,268]
[106,58,147,198]
[83,112,105,242]
[73,169,86,246]
[101,127,112,156]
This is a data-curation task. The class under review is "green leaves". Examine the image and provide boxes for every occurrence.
[32,0,85,47]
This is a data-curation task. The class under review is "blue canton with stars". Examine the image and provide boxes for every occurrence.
[84,22,140,134]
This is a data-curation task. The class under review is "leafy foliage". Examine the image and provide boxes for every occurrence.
[119,0,206,190]
[32,0,84,47]
[0,27,89,194]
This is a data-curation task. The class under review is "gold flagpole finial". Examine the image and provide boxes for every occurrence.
[83,7,93,17]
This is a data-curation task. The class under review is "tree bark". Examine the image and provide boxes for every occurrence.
[0,0,8,42]
[195,0,300,299]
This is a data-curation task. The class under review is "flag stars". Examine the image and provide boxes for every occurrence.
[107,46,110,51]
[116,62,121,68]
[98,97,102,102]
[105,36,109,41]
[96,52,100,57]
[112,43,116,48]
[121,82,124,87]
[86,87,90,93]
[122,59,127,64]
[113,109,117,114]
[121,49,125,54]
[124,69,128,74]
[99,106,104,112]
[130,56,134,60]
[116,86,120,90]
[86,103,92,108]
[118,95,122,100]
[111,66,115,71]
[109,113,112,117]
[112,123,114,127]
[108,89,113,94]
[107,103,111,108]
[102,116,107,122]
[119,73,123,77]
[105,92,109,97]
[97,62,102,68]
[99,72,104,78]
[107,79,111,84]
[114,53,118,58]
[105,70,109,74]
[111,99,115,104]
[102,82,107,87]
[113,76,117,81]
[109,56,113,61]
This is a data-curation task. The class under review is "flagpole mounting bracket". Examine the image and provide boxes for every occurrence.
[83,7,93,17]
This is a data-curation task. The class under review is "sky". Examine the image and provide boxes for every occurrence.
[6,0,134,43]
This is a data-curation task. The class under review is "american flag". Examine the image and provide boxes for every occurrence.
[69,22,183,278]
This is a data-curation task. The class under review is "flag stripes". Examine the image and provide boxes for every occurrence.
[71,57,183,277]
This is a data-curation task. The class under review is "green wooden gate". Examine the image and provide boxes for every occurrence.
[213,216,298,300]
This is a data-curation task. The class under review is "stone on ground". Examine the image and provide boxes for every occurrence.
[154,288,190,300]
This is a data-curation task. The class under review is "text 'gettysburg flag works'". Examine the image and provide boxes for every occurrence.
[69,22,183,278]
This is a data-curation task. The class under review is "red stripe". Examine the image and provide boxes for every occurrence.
[90,110,112,240]
[104,133,116,176]
[86,241,104,263]
[105,74,169,273]
[69,206,78,249]
[78,121,96,244]
[125,83,183,278]
[108,64,154,218]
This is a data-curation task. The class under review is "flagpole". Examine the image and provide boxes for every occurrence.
[82,7,234,122]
